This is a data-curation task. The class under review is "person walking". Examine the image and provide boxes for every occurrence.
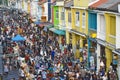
[41,70,47,80]
[102,73,107,80]
[51,49,55,61]
[19,68,26,80]
[4,63,9,75]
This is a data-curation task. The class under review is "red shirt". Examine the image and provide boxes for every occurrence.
[25,55,29,61]
[68,62,72,66]
[64,48,67,54]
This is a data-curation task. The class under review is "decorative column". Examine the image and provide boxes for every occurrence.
[66,30,70,44]
[72,33,76,54]
[58,36,62,44]
[118,55,120,80]
[87,38,91,68]
[105,48,112,72]
[80,36,83,48]
[27,0,31,14]
[96,44,101,72]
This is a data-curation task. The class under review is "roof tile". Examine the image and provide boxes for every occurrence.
[89,0,108,8]
[89,0,120,12]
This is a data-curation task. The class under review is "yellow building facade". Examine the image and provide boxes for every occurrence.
[64,0,73,45]
[74,0,89,8]
[65,8,71,44]
[27,1,31,14]
[71,0,89,59]
[58,6,64,44]
[52,0,66,44]
[105,13,116,71]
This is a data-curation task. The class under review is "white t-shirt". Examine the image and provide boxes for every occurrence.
[42,71,47,79]
[102,76,107,80]
[19,69,25,77]
[4,65,9,72]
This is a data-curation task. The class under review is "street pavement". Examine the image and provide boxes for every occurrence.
[0,45,3,77]
[0,45,19,80]
[2,69,19,80]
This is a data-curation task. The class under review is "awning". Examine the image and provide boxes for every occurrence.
[70,29,86,37]
[49,28,65,35]
[49,28,56,32]
[54,29,65,35]
[43,23,53,31]
[47,25,53,28]
[96,38,106,46]
[34,21,41,25]
[113,50,120,55]
[46,24,53,29]
[37,22,53,28]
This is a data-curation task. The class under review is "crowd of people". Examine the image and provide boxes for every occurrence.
[0,7,119,80]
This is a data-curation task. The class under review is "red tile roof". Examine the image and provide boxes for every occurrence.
[89,0,108,9]
[89,0,120,12]
[38,0,47,5]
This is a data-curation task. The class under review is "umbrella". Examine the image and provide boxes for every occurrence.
[12,34,25,41]
[43,26,48,32]
[34,21,41,25]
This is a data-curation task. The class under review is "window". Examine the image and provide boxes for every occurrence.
[68,12,71,23]
[61,8,64,20]
[89,13,97,30]
[110,16,116,36]
[61,12,64,20]
[56,10,59,19]
[75,12,80,26]
[100,15,106,34]
[82,12,86,28]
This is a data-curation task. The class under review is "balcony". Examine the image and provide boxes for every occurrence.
[98,32,106,41]
[108,35,116,45]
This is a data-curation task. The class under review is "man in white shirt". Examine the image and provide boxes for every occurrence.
[102,73,107,80]
[19,68,25,79]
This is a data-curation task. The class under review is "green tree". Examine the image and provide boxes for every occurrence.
[0,0,2,5]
